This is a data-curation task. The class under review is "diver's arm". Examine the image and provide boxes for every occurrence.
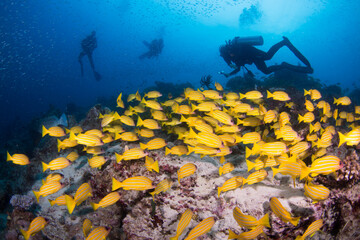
[219,67,241,78]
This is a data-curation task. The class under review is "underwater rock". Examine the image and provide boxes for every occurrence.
[10,194,35,210]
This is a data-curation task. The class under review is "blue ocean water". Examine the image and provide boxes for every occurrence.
[1,0,360,217]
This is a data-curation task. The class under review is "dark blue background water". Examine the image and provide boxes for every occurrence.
[1,0,360,140]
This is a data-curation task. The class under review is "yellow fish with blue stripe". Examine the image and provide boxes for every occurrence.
[170,209,193,240]
[86,226,111,240]
[219,162,234,176]
[42,157,71,172]
[20,216,48,240]
[115,147,147,162]
[65,183,93,214]
[178,163,197,184]
[33,181,64,202]
[82,219,92,238]
[218,176,243,196]
[112,176,153,191]
[184,217,215,240]
[42,125,66,137]
[6,152,29,165]
[295,219,323,240]
[233,207,270,229]
[304,181,330,203]
[140,138,167,150]
[91,192,121,210]
[144,156,159,173]
[270,197,300,226]
[228,224,265,240]
[150,178,172,200]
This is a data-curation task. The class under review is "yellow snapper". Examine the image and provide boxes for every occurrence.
[33,181,63,202]
[65,126,83,134]
[42,157,70,172]
[42,125,66,137]
[66,151,79,162]
[86,226,111,240]
[187,144,220,156]
[178,163,197,184]
[215,82,223,91]
[150,178,172,200]
[115,147,147,162]
[144,156,159,173]
[338,128,360,147]
[118,115,135,126]
[57,138,78,152]
[151,110,168,121]
[144,90,162,98]
[141,98,162,110]
[270,197,300,226]
[48,195,67,206]
[69,132,103,147]
[112,176,153,191]
[65,183,93,214]
[298,112,315,123]
[206,110,234,125]
[91,192,121,210]
[267,90,290,101]
[170,209,193,240]
[228,225,265,240]
[233,207,270,229]
[304,181,330,203]
[304,89,321,100]
[334,96,351,105]
[127,90,141,102]
[137,116,160,129]
[88,156,106,169]
[240,90,263,100]
[202,90,222,99]
[188,128,224,149]
[304,100,314,112]
[252,141,287,157]
[218,176,243,197]
[43,173,64,184]
[236,132,261,144]
[184,90,205,101]
[184,217,215,240]
[20,216,47,240]
[165,145,188,156]
[295,219,323,240]
[219,162,234,176]
[115,131,139,141]
[243,169,267,186]
[246,159,264,172]
[116,92,124,108]
[140,138,167,150]
[83,219,92,238]
[300,155,341,179]
[6,152,29,165]
[136,128,155,138]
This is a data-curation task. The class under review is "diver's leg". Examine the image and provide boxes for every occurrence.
[87,54,95,71]
[282,37,311,67]
[280,62,313,74]
[254,61,282,74]
[263,40,287,60]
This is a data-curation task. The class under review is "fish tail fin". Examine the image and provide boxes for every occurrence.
[42,162,48,172]
[42,125,48,137]
[6,152,11,161]
[246,160,255,172]
[338,132,347,147]
[245,147,252,159]
[309,124,314,133]
[115,153,123,163]
[165,147,170,156]
[191,103,196,112]
[152,160,159,173]
[298,114,304,123]
[140,97,146,104]
[217,187,222,197]
[300,166,310,180]
[187,146,194,155]
[290,216,301,226]
[137,116,143,127]
[90,202,99,211]
[140,142,146,149]
[20,228,29,240]
[266,90,273,99]
[112,177,122,191]
[259,213,270,228]
[219,166,223,176]
[65,195,76,214]
[57,139,62,152]
[271,167,280,179]
[69,131,76,141]
[304,89,310,96]
[188,127,197,139]
[33,191,40,203]
[333,97,338,105]
[228,229,238,239]
[48,199,55,206]
[239,93,245,99]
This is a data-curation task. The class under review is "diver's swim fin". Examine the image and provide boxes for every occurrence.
[283,36,312,67]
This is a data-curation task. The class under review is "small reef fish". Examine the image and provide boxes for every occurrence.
[304,182,330,203]
[252,142,287,157]
[188,129,224,149]
[338,128,360,147]
[233,207,270,229]
[165,145,188,156]
[6,152,29,165]
[246,159,264,172]
[218,176,243,197]
[267,90,290,101]
[91,192,121,210]
[115,131,139,141]
[116,92,125,108]
[136,128,155,138]
[178,163,197,184]
[187,144,219,156]
[170,209,193,240]
[300,155,341,179]
[272,161,301,186]
[202,89,222,99]
[304,89,322,100]
[83,219,92,238]
[33,181,63,202]
[137,116,160,129]
[184,217,215,240]
[69,132,103,147]
[48,195,67,206]
[86,226,111,240]
[65,183,93,214]
[20,216,47,240]
[140,138,167,150]
[42,157,71,172]
[334,96,351,105]
[243,169,267,186]
[57,138,78,151]
[240,90,263,100]
[206,109,234,125]
[144,90,162,99]
[151,110,168,121]
[42,173,64,184]
[236,132,261,144]
[305,100,314,112]
[65,126,83,134]
[112,176,153,191]
[295,219,323,240]
[66,151,79,162]
[88,156,106,169]
[144,156,159,173]
[219,162,234,176]
[115,147,147,162]
[228,224,265,240]
[141,98,162,110]
[127,90,141,102]
[42,125,66,137]
[150,178,172,200]
[270,197,300,226]
[215,82,223,91]
[298,112,315,123]
[118,115,135,126]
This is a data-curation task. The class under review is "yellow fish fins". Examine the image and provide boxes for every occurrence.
[170,209,193,240]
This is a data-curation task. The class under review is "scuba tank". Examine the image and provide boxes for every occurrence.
[231,36,264,46]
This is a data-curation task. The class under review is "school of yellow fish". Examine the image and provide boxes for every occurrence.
[8,83,360,239]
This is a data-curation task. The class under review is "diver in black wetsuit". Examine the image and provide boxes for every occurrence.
[78,31,101,81]
[139,38,164,59]
[219,36,313,77]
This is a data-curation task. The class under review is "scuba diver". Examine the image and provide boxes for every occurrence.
[219,36,313,78]
[139,38,164,60]
[78,31,101,81]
